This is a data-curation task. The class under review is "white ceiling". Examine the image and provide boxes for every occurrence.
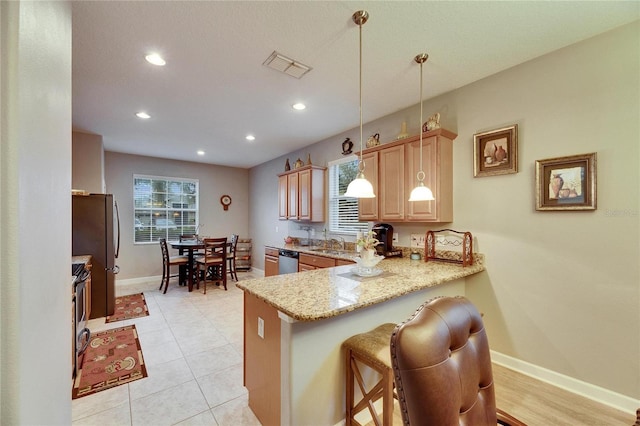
[71,1,639,169]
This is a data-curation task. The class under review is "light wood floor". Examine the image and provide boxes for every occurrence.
[365,364,636,425]
[493,364,636,425]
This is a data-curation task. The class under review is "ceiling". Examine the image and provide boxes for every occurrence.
[71,1,639,169]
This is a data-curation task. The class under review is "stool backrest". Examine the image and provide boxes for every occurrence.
[391,296,497,425]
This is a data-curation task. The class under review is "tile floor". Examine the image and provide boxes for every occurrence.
[72,271,263,426]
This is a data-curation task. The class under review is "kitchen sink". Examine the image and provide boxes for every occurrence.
[309,248,349,256]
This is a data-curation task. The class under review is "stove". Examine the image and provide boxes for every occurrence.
[72,263,91,378]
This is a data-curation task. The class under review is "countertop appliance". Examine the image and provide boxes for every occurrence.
[72,193,120,319]
[372,223,403,258]
[278,249,299,275]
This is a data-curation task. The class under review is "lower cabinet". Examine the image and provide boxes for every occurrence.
[298,253,354,271]
[265,247,279,277]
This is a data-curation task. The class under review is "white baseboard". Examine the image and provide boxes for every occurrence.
[491,350,639,414]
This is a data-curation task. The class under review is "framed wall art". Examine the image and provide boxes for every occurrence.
[535,152,597,211]
[473,124,518,177]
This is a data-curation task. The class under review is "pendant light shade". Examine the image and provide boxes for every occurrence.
[408,53,435,202]
[344,10,375,199]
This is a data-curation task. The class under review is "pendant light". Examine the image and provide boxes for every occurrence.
[408,53,435,202]
[344,10,375,199]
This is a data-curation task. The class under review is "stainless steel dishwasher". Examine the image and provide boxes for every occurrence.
[278,249,299,275]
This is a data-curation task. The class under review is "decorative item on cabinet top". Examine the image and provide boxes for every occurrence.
[294,158,304,169]
[397,121,409,140]
[423,112,441,132]
[342,138,353,155]
[285,158,291,171]
[366,133,380,148]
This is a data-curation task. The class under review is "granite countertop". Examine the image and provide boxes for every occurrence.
[237,254,485,322]
[267,243,359,262]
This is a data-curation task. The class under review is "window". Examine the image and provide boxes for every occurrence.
[133,175,199,243]
[328,157,369,234]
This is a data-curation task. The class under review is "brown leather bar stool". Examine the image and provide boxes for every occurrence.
[343,323,396,426]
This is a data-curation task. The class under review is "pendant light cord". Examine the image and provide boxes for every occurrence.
[358,18,365,173]
[418,59,423,180]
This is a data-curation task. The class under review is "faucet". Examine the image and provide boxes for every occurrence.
[299,225,313,246]
[329,236,345,251]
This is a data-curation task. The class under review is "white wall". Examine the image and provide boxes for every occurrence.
[249,22,640,403]
[105,151,250,280]
[0,1,72,424]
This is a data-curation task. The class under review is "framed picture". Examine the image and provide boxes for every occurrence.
[535,152,597,211]
[473,125,518,177]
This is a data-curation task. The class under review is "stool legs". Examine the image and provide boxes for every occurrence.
[346,348,394,426]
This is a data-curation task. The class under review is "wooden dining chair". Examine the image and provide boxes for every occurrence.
[159,238,189,294]
[195,237,228,293]
[227,234,239,282]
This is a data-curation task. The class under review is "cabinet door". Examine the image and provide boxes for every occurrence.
[287,172,299,219]
[358,152,379,221]
[298,169,311,221]
[278,174,288,220]
[405,135,453,222]
[298,263,316,272]
[265,255,279,277]
[379,145,405,220]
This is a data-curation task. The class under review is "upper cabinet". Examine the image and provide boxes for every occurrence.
[278,165,326,222]
[359,128,457,223]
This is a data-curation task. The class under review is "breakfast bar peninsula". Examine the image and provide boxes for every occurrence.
[237,253,485,425]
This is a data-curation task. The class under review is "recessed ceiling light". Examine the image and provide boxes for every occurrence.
[136,112,151,119]
[145,53,166,66]
[197,150,205,156]
[292,103,306,110]
[246,135,255,141]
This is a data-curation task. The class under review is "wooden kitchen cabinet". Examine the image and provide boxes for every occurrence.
[379,144,405,221]
[278,175,288,220]
[278,165,326,222]
[287,172,299,219]
[265,247,279,277]
[358,128,456,223]
[335,258,356,266]
[357,151,379,220]
[298,253,336,271]
[405,134,453,221]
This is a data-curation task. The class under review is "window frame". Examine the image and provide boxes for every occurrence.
[133,174,200,244]
[327,156,370,235]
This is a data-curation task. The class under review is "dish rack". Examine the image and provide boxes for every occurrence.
[425,229,473,267]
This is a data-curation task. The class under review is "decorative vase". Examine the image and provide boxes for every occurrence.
[306,154,312,165]
[550,173,564,198]
[495,146,507,162]
[285,158,291,171]
[294,158,304,169]
[397,121,409,140]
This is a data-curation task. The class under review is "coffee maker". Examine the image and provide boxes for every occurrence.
[372,223,403,258]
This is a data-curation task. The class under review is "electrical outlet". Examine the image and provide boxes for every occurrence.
[410,233,426,248]
[258,317,264,339]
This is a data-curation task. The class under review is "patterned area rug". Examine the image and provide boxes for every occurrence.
[106,292,149,323]
[72,324,147,399]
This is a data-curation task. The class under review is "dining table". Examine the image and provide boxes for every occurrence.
[170,239,205,292]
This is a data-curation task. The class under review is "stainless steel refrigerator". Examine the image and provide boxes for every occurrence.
[72,194,120,319]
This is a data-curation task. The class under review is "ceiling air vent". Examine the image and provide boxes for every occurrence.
[263,51,312,79]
